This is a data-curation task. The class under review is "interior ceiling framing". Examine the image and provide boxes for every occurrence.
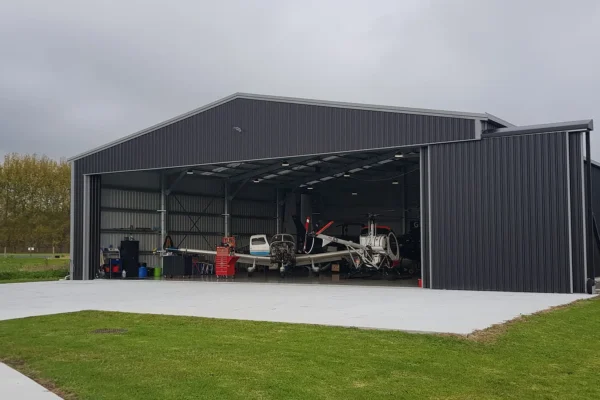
[164,148,420,190]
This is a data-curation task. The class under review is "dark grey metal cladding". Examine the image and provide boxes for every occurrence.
[484,120,593,137]
[76,98,476,174]
[569,133,586,292]
[480,120,506,132]
[89,175,101,279]
[587,161,600,277]
[420,147,430,288]
[72,161,101,280]
[429,132,572,293]
[72,160,84,280]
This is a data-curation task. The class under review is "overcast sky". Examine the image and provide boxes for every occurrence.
[1,0,599,160]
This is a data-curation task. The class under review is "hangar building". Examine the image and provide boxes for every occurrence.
[68,93,597,293]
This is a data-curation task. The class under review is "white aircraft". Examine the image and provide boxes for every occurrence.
[167,230,355,277]
[166,215,399,277]
[313,214,400,271]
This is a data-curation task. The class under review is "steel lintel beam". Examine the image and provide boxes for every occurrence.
[285,150,400,188]
[188,168,231,179]
[229,156,314,183]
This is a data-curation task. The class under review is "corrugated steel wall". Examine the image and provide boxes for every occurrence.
[101,211,160,231]
[587,161,600,277]
[169,214,222,234]
[428,132,576,293]
[88,175,102,279]
[167,181,276,249]
[171,234,223,251]
[100,187,162,268]
[72,161,84,280]
[569,133,586,292]
[101,188,160,210]
[100,178,163,270]
[168,193,223,215]
[74,98,476,175]
[100,232,161,253]
[86,175,277,274]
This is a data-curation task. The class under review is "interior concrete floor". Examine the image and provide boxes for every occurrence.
[0,280,592,335]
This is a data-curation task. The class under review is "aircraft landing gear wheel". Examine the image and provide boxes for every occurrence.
[247,271,253,278]
[280,266,286,278]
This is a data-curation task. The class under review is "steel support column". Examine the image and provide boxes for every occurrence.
[224,182,230,237]
[69,162,75,279]
[276,189,281,234]
[402,165,408,234]
[82,175,90,280]
[160,173,167,262]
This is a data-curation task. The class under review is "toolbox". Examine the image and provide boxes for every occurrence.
[215,248,239,278]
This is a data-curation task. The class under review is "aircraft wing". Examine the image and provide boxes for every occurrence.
[295,250,357,266]
[234,254,272,266]
[166,248,272,266]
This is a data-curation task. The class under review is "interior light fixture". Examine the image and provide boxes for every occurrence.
[394,153,404,158]
[281,160,289,167]
[352,192,358,196]
[392,180,399,185]
[343,172,350,178]
[232,126,243,133]
[253,178,261,183]
[307,186,314,190]
[186,170,194,175]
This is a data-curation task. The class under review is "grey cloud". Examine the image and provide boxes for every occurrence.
[1,0,599,159]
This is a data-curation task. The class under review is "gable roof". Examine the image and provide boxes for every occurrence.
[68,92,514,162]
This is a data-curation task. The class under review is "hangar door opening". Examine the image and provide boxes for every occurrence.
[274,148,423,285]
[93,148,422,286]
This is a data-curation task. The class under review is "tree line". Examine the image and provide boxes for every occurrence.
[0,154,70,254]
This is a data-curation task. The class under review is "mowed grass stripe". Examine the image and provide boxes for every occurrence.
[0,256,69,283]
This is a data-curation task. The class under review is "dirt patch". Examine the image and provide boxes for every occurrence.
[34,376,77,400]
[91,328,127,334]
[445,297,599,343]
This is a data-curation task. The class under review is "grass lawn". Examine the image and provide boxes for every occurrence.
[0,299,599,400]
[0,255,69,283]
